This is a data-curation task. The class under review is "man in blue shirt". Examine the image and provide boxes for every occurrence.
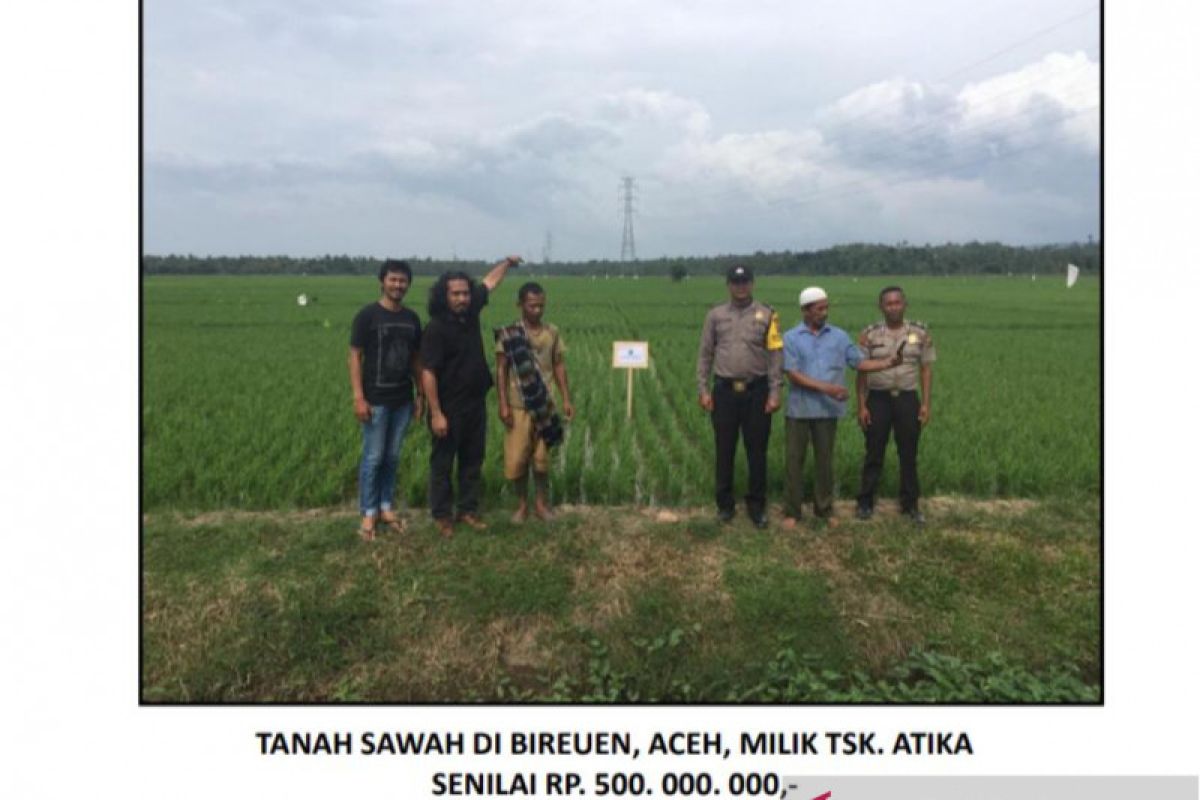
[782,287,900,528]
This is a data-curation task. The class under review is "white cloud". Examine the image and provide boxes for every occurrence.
[143,1,1099,258]
[958,51,1099,153]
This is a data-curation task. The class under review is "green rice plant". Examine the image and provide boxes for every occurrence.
[143,274,1098,510]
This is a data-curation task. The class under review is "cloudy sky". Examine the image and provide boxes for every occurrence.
[143,0,1099,260]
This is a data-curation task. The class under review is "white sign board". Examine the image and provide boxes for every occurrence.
[1066,263,1080,288]
[612,341,650,369]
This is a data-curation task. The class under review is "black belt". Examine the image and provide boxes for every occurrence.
[715,375,768,393]
[870,388,916,397]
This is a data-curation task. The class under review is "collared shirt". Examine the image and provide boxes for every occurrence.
[783,322,863,419]
[696,299,784,400]
[860,321,937,392]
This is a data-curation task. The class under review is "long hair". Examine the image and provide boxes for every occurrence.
[428,270,475,318]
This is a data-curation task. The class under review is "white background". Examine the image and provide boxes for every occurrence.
[2,1,1197,796]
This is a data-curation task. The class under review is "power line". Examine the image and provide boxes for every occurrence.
[938,4,1098,82]
[827,83,1099,175]
[654,58,1097,212]
[806,5,1098,141]
[770,104,1098,211]
[822,62,1098,166]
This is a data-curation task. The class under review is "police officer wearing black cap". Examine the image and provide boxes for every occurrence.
[696,265,784,527]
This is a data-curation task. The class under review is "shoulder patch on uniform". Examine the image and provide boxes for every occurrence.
[862,322,883,335]
[765,311,783,351]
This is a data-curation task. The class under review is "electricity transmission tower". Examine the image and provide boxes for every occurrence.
[542,230,553,265]
[619,176,638,264]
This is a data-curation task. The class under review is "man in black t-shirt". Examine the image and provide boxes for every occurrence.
[420,255,522,537]
[349,259,423,541]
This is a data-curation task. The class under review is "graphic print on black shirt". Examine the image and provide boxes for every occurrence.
[377,322,413,388]
[350,304,422,407]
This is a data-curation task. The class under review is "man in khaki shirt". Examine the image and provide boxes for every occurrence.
[696,265,784,527]
[855,285,937,524]
[496,282,574,522]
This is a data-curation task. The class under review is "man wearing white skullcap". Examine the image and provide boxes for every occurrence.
[780,287,899,529]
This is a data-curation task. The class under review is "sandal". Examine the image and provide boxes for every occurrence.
[358,524,377,542]
[380,514,406,535]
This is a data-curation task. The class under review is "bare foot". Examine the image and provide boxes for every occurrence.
[779,516,799,531]
[380,513,406,535]
[826,516,840,529]
[533,503,554,521]
[458,514,487,531]
[435,518,454,539]
[358,520,377,542]
[511,507,528,523]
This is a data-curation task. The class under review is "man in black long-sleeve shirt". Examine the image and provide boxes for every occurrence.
[420,255,521,537]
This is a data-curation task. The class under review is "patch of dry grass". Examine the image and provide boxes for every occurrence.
[142,495,1098,701]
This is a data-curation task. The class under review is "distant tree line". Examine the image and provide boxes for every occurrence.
[142,241,1100,278]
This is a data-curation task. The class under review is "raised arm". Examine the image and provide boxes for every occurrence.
[482,255,522,291]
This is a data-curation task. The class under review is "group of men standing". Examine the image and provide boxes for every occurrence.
[348,258,934,540]
[696,265,936,528]
[349,255,574,541]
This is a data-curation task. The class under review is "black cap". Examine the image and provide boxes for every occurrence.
[726,265,753,282]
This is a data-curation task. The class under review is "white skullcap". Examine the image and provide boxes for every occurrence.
[798,286,828,307]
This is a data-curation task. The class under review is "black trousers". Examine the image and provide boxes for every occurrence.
[429,399,486,520]
[711,378,772,516]
[857,390,922,512]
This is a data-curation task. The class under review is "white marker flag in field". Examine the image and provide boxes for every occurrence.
[297,293,308,307]
[1066,264,1080,288]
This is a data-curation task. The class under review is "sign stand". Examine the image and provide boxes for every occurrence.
[612,341,650,419]
[626,368,634,418]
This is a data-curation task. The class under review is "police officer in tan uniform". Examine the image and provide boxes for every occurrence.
[855,285,936,524]
[696,265,784,527]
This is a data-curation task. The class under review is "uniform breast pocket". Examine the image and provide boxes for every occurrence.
[753,319,770,344]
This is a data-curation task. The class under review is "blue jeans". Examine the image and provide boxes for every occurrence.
[358,403,414,517]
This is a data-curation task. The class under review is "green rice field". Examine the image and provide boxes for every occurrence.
[142,272,1100,702]
[142,274,1099,511]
